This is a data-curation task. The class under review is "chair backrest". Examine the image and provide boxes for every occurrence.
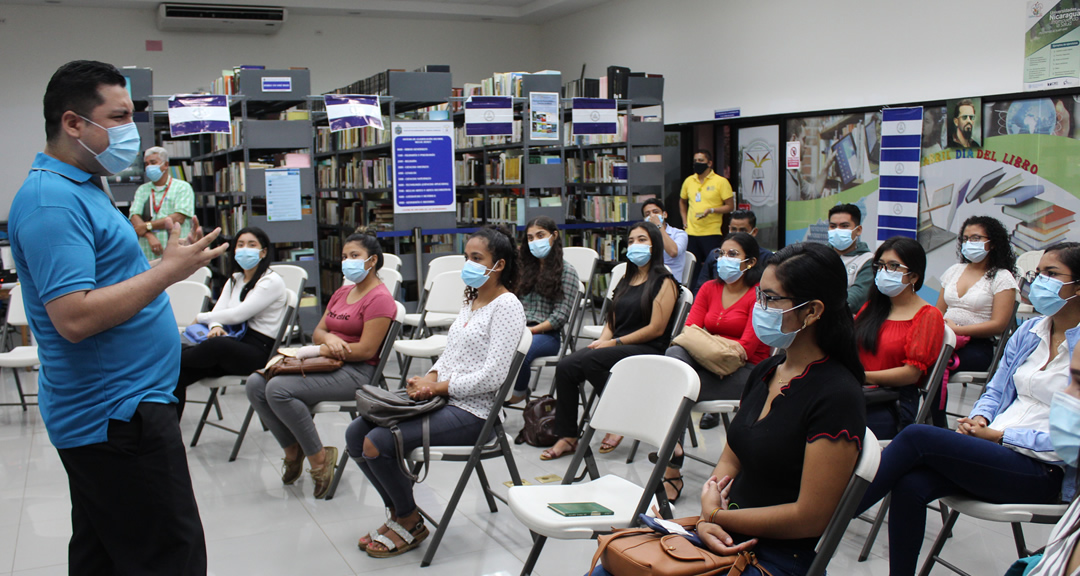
[424,271,466,316]
[681,251,697,286]
[270,264,308,297]
[563,246,599,280]
[164,281,212,327]
[808,428,881,576]
[1017,250,1044,278]
[379,268,403,300]
[554,282,587,358]
[270,290,299,351]
[667,285,694,341]
[371,301,407,388]
[382,253,403,272]
[425,255,466,291]
[6,284,28,328]
[590,355,700,449]
[606,262,628,300]
[915,325,956,426]
[986,301,1020,379]
[185,266,212,286]
[499,328,535,403]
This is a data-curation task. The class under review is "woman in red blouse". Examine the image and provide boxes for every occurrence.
[854,236,944,440]
[660,232,768,502]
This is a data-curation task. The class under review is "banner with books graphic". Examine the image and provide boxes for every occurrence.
[918,95,1080,302]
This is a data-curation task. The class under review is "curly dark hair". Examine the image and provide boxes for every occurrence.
[464,225,520,304]
[957,215,1016,281]
[517,216,565,303]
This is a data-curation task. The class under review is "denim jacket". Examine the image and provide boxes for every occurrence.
[970,316,1079,501]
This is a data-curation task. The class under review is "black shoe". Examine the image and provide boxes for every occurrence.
[699,413,721,430]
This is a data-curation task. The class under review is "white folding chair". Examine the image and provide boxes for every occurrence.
[0,285,38,411]
[510,355,700,576]
[393,271,465,382]
[858,325,957,561]
[1017,250,1043,316]
[188,289,297,461]
[563,246,600,325]
[184,266,212,287]
[403,255,465,337]
[164,281,212,328]
[411,327,532,567]
[577,263,626,343]
[270,264,308,345]
[918,497,1069,576]
[310,301,406,500]
[382,253,403,272]
[524,281,585,394]
[681,250,697,286]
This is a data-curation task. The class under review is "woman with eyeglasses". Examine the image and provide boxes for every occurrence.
[541,222,678,461]
[658,232,768,502]
[853,236,944,441]
[855,242,1080,576]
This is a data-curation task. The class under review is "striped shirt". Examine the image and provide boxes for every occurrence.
[130,177,194,261]
[519,262,580,332]
[1029,497,1080,576]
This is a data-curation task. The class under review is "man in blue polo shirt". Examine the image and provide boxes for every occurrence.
[10,60,226,575]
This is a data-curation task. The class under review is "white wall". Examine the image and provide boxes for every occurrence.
[0,4,543,218]
[539,0,1025,125]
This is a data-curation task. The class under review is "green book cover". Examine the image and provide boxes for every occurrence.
[547,502,615,517]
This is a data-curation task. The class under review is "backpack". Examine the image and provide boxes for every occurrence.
[354,384,448,483]
[514,395,559,447]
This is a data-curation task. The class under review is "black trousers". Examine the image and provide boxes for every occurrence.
[687,234,724,293]
[553,344,662,437]
[56,402,207,576]
[174,330,274,418]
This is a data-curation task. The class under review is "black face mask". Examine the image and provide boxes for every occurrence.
[693,162,709,175]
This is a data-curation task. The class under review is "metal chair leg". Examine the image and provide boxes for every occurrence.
[859,493,890,561]
[520,534,547,576]
[626,439,639,464]
[420,452,482,567]
[475,461,499,513]
[917,508,961,576]
[325,446,352,500]
[228,405,255,462]
[687,419,699,448]
[190,388,218,446]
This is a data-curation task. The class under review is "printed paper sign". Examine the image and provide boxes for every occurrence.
[167,94,231,137]
[786,141,801,169]
[265,168,302,222]
[465,96,513,136]
[529,92,560,141]
[392,122,456,214]
[324,94,383,133]
[261,76,292,92]
[572,98,617,135]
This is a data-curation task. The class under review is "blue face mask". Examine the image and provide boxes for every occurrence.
[1050,391,1080,467]
[626,244,652,267]
[145,164,165,182]
[529,238,552,259]
[828,229,855,251]
[77,117,141,175]
[1029,274,1078,316]
[234,248,262,271]
[875,268,910,298]
[716,257,748,284]
[961,240,988,263]
[342,256,373,284]
[752,300,809,350]
[461,259,497,289]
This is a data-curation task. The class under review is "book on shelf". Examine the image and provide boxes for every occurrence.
[161,140,193,158]
[529,154,562,164]
[456,154,483,186]
[316,120,390,153]
[565,154,628,183]
[462,70,555,98]
[318,156,392,190]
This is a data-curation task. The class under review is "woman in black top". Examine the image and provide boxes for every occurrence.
[541,222,678,461]
[696,242,866,575]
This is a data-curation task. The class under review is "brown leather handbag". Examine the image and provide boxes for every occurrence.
[258,356,344,379]
[671,325,746,377]
[590,517,773,576]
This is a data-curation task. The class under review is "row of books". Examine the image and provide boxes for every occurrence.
[456,196,526,227]
[316,156,392,190]
[461,70,560,98]
[577,230,627,263]
[567,194,631,223]
[211,162,273,193]
[566,155,628,183]
[314,65,449,103]
[316,199,368,229]
[564,117,628,147]
[211,120,243,151]
[455,153,522,186]
[162,140,193,159]
[315,122,390,153]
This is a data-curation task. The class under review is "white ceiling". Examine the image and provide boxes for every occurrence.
[0,0,611,23]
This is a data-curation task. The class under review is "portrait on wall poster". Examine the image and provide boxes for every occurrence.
[946,97,982,150]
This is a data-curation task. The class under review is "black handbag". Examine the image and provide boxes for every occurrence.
[354,385,447,482]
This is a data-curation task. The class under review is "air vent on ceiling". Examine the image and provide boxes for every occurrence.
[157,3,287,35]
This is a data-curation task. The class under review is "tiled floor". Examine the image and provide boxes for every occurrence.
[0,359,1056,575]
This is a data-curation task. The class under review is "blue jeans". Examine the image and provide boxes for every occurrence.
[855,424,1064,576]
[514,331,561,393]
[588,543,816,576]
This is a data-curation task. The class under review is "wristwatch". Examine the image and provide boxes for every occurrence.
[615,337,623,346]
[146,222,153,233]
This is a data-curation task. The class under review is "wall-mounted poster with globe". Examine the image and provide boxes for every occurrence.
[737,125,780,249]
[918,95,1080,302]
[783,112,883,246]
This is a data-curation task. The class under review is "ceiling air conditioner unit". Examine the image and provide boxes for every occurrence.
[157,3,286,34]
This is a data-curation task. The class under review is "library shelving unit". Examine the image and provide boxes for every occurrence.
[313,70,453,304]
[158,68,322,328]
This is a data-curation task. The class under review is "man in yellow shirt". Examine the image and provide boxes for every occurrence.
[680,150,734,290]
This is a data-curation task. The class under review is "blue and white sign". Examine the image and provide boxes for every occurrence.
[324,94,383,133]
[261,76,292,93]
[392,122,455,214]
[877,106,923,242]
[465,96,513,136]
[167,94,231,137]
[714,108,741,120]
[572,98,617,135]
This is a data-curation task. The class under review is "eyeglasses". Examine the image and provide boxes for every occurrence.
[1023,270,1076,283]
[873,261,909,273]
[719,250,747,259]
[960,235,987,243]
[756,286,798,311]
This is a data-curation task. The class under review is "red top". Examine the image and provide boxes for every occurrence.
[856,304,944,375]
[324,283,397,365]
[685,280,769,364]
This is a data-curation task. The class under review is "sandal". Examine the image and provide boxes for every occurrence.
[358,509,397,551]
[598,434,623,454]
[648,444,685,469]
[366,518,430,558]
[540,438,577,461]
[662,475,684,504]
